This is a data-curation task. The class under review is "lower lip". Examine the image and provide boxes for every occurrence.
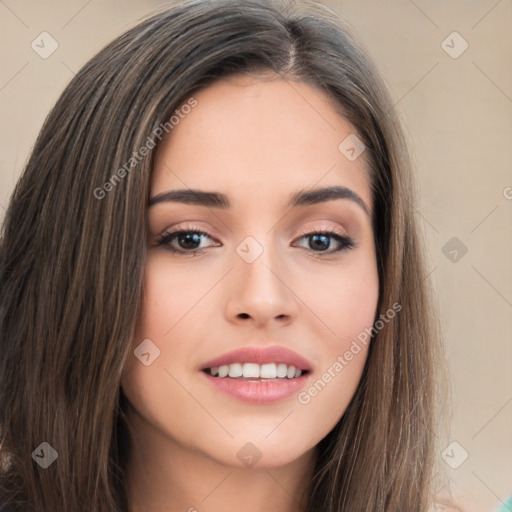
[200,371,310,404]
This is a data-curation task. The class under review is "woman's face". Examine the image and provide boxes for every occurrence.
[121,74,379,470]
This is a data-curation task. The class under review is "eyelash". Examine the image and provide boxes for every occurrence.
[155,224,357,257]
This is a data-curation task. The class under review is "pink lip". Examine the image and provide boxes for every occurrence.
[200,345,313,372]
[200,371,311,404]
[199,345,313,404]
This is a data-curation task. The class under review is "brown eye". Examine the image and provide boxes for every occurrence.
[156,227,219,255]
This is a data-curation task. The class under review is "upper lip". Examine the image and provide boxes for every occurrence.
[200,345,313,372]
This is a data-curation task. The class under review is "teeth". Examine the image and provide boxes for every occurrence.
[242,363,260,378]
[207,362,305,379]
[260,363,276,379]
[276,363,288,378]
[228,363,243,378]
[217,365,229,378]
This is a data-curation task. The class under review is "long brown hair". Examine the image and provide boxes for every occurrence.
[0,0,451,510]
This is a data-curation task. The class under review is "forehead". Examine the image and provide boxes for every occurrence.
[151,74,371,211]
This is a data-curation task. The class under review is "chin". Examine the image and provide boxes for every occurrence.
[201,433,315,471]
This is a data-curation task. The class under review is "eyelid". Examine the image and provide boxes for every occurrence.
[292,225,357,256]
[154,223,218,248]
[155,223,347,244]
[295,224,347,238]
[154,222,357,257]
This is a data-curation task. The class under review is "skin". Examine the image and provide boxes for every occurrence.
[121,73,379,512]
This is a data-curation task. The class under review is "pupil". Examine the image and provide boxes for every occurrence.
[311,234,329,251]
[179,232,200,249]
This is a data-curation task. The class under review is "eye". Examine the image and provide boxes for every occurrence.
[154,224,357,256]
[155,225,219,255]
[293,227,357,256]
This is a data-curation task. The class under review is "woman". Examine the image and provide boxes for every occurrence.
[0,0,453,510]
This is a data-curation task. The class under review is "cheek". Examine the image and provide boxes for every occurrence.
[121,256,210,437]
[292,250,378,427]
[294,345,369,451]
[137,256,197,335]
[294,284,377,444]
[122,255,196,400]
[296,248,379,345]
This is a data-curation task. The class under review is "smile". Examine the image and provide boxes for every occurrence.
[204,362,306,379]
[199,345,313,404]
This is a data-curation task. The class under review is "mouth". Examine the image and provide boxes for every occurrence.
[202,362,310,381]
[199,345,313,403]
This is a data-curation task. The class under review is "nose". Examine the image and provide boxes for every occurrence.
[224,237,298,328]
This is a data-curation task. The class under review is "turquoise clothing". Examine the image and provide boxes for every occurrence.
[495,495,512,512]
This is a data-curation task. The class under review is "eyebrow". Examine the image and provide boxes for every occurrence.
[148,185,370,216]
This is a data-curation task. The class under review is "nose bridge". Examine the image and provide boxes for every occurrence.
[236,231,282,293]
[228,229,295,322]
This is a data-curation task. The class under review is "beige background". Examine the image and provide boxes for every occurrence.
[1,1,511,511]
